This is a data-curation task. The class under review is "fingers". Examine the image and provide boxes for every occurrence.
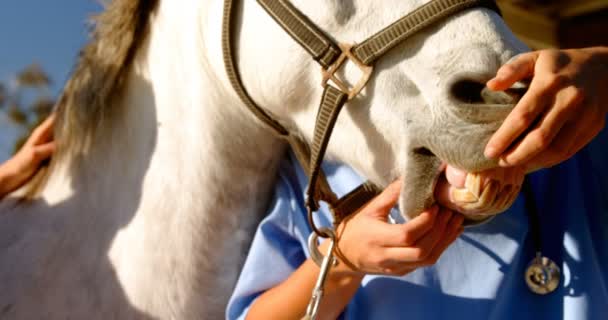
[486,48,607,168]
[25,115,55,148]
[414,214,464,267]
[32,142,56,163]
[363,179,401,219]
[382,211,464,274]
[486,52,538,91]
[485,79,551,160]
[524,110,603,170]
[497,85,582,166]
[382,206,439,247]
[382,208,454,262]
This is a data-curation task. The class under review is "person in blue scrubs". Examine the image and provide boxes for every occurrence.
[227,47,608,319]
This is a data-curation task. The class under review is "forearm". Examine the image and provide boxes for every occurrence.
[246,243,363,320]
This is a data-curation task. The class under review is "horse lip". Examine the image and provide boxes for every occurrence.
[458,103,515,109]
[452,103,514,124]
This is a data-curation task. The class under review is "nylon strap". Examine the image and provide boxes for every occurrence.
[352,0,501,65]
[257,0,501,67]
[287,134,339,207]
[332,181,382,224]
[222,0,289,136]
[257,0,341,69]
[306,85,347,213]
[223,0,344,220]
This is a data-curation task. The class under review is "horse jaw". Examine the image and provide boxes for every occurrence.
[238,0,528,220]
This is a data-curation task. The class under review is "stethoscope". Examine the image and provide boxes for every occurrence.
[522,177,561,295]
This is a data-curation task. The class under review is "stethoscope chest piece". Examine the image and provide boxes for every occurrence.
[525,252,560,295]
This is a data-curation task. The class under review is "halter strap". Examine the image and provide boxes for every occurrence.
[257,0,341,69]
[223,0,502,237]
[258,0,501,66]
[352,0,501,65]
[222,0,289,137]
[223,0,347,235]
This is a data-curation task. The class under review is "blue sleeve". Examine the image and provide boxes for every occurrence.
[226,161,312,320]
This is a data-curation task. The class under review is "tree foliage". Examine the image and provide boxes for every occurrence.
[0,63,54,153]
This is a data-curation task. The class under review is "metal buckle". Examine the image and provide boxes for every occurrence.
[321,43,373,100]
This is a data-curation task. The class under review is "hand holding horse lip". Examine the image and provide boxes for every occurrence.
[323,180,464,277]
[484,46,608,171]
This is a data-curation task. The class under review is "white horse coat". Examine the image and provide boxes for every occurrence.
[0,0,527,319]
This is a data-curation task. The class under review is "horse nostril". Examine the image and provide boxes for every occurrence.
[451,80,486,104]
[451,79,528,105]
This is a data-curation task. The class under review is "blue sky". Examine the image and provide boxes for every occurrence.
[0,0,101,161]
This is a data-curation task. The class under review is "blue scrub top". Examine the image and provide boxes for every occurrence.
[227,130,608,320]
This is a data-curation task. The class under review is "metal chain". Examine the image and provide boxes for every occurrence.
[303,227,338,320]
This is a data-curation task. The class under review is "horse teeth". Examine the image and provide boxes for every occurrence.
[451,188,478,203]
[465,173,482,198]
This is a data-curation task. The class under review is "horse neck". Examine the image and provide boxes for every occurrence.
[40,2,286,316]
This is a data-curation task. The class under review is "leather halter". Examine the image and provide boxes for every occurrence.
[222,0,501,238]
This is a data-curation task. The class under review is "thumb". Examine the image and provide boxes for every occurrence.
[363,179,401,219]
[487,52,538,91]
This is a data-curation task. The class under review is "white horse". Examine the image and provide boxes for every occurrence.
[0,0,528,319]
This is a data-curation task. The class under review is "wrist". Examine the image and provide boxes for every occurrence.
[318,240,365,282]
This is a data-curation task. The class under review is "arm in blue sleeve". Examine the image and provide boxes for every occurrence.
[226,162,312,320]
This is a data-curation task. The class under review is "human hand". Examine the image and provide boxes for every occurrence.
[484,47,608,171]
[326,180,464,277]
[0,115,55,198]
[434,165,524,219]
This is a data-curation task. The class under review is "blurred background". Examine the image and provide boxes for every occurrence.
[0,1,101,162]
[0,0,607,163]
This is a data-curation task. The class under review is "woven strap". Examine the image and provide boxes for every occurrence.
[287,134,339,207]
[222,0,289,136]
[332,182,382,224]
[257,0,501,67]
[223,0,342,214]
[257,0,341,68]
[306,85,347,213]
[352,0,501,65]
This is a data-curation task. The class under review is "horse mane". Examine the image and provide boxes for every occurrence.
[22,0,159,199]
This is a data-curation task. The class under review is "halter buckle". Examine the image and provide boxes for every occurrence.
[321,43,373,100]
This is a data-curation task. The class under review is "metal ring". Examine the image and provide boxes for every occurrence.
[308,227,338,267]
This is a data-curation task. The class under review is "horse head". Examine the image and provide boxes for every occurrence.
[232,0,529,222]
